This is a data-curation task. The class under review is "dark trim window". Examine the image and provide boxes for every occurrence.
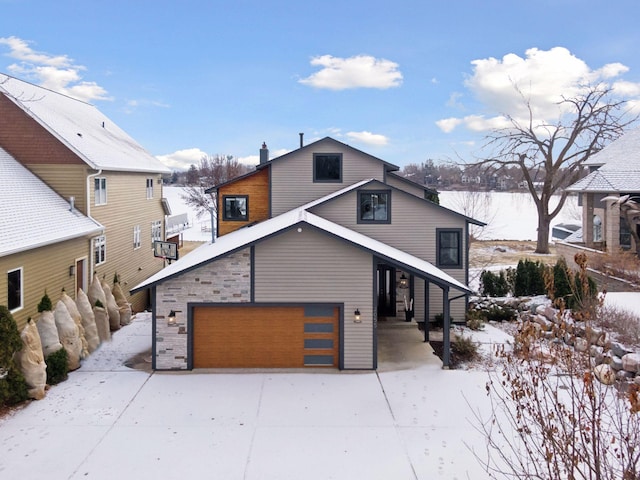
[358,190,391,223]
[223,195,248,221]
[7,268,22,312]
[437,228,462,268]
[313,153,342,183]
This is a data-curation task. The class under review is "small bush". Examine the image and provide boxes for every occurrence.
[45,348,69,385]
[37,292,52,313]
[0,305,29,406]
[452,334,479,361]
[480,269,510,297]
[0,367,29,406]
[484,305,517,322]
[514,259,546,297]
[434,313,454,328]
[466,310,485,331]
[596,304,640,347]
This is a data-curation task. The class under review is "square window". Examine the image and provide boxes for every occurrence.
[151,220,162,245]
[313,153,342,182]
[146,178,154,199]
[93,235,106,266]
[437,229,462,268]
[358,190,390,223]
[223,195,248,221]
[94,177,107,205]
[7,268,22,312]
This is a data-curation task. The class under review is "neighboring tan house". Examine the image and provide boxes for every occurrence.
[0,147,103,330]
[562,126,640,255]
[133,137,483,370]
[0,73,171,324]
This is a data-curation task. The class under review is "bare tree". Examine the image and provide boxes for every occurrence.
[472,84,636,254]
[181,154,250,228]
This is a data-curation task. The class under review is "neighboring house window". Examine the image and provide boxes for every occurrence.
[593,215,602,242]
[146,178,154,199]
[93,235,106,266]
[7,268,23,312]
[313,153,342,182]
[437,229,462,268]
[358,190,391,223]
[223,195,248,221]
[151,220,162,245]
[133,225,141,249]
[620,216,632,249]
[94,177,107,205]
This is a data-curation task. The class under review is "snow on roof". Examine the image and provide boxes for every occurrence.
[0,147,103,257]
[131,205,471,294]
[0,73,170,174]
[584,126,640,168]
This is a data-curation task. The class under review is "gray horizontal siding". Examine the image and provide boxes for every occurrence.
[254,226,374,369]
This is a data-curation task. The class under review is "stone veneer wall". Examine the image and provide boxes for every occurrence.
[154,249,251,369]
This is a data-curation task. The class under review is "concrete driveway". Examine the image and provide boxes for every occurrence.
[0,315,494,480]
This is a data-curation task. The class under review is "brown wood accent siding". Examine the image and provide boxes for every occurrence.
[270,138,387,216]
[0,238,90,331]
[22,164,89,214]
[217,168,269,236]
[0,94,85,166]
[89,171,165,312]
[192,306,339,368]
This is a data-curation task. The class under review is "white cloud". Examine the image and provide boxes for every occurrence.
[299,54,402,90]
[345,131,389,146]
[437,46,640,133]
[0,36,110,102]
[156,148,207,170]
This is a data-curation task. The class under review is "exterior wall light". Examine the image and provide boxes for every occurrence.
[354,309,361,323]
[399,273,408,289]
[167,310,177,326]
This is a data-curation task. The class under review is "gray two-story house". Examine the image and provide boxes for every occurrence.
[132,137,483,370]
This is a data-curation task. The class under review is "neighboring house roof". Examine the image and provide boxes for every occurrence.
[567,126,640,193]
[131,204,472,295]
[256,136,400,173]
[0,147,104,257]
[0,73,170,174]
[386,171,439,197]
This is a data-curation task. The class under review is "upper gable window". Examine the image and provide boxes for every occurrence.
[358,190,391,224]
[313,153,342,183]
[94,177,107,205]
[7,267,23,312]
[223,195,248,221]
[436,228,462,268]
[146,178,154,199]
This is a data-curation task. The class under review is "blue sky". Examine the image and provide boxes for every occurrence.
[2,0,640,170]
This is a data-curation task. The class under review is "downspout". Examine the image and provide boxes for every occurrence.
[87,169,103,277]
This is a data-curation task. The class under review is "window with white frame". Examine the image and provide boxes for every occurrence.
[151,220,162,245]
[94,177,107,205]
[146,178,154,199]
[7,267,23,312]
[133,225,141,249]
[93,235,106,266]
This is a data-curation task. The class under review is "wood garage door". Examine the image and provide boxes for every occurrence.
[192,305,339,368]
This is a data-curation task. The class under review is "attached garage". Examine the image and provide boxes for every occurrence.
[191,304,341,368]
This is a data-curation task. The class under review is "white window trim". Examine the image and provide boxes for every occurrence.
[151,220,162,246]
[93,235,106,266]
[95,177,107,206]
[133,225,141,249]
[7,267,23,313]
[146,178,154,199]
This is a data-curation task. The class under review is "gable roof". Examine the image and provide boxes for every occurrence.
[0,147,103,257]
[131,202,472,295]
[0,73,170,174]
[257,136,400,173]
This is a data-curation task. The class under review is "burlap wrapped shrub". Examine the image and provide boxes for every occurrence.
[54,300,82,371]
[112,282,132,326]
[101,281,121,331]
[36,310,62,358]
[61,291,89,359]
[93,304,111,343]
[88,274,107,312]
[15,319,47,400]
[76,289,100,353]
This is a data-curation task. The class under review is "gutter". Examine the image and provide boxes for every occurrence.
[86,169,105,276]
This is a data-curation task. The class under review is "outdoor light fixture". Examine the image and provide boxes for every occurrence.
[69,265,75,277]
[167,310,177,326]
[354,309,361,322]
[399,273,409,289]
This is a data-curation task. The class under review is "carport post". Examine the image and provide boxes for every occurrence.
[442,286,450,369]
[423,281,429,342]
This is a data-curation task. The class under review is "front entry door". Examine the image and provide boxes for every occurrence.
[377,265,396,317]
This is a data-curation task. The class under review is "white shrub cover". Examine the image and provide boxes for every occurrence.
[93,306,111,343]
[101,281,121,331]
[61,291,89,359]
[88,274,107,310]
[15,319,47,400]
[36,310,62,357]
[54,300,82,371]
[76,289,100,353]
[112,282,132,326]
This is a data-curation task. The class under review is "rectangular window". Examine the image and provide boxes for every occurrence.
[146,178,154,199]
[223,195,248,221]
[94,177,107,205]
[437,229,462,268]
[133,225,141,249]
[358,190,390,223]
[313,153,342,182]
[93,235,106,266]
[7,268,23,312]
[151,220,162,245]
